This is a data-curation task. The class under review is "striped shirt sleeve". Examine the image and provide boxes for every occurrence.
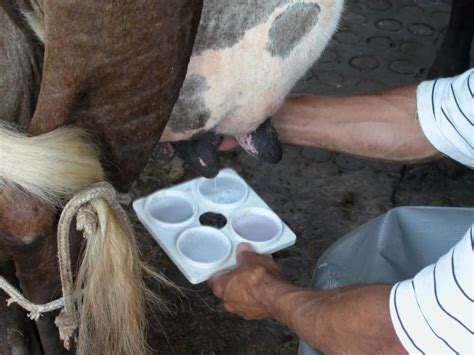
[416,69,474,168]
[389,225,474,354]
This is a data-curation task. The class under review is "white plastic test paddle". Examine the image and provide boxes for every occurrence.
[133,168,296,284]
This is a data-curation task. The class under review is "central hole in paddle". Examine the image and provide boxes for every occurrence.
[199,212,227,229]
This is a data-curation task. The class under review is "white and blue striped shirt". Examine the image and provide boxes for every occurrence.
[389,69,474,354]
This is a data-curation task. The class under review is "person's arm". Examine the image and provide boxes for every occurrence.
[222,70,473,164]
[209,244,405,354]
[262,281,404,354]
[272,85,440,163]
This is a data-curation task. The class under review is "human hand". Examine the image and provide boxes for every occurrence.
[207,244,286,320]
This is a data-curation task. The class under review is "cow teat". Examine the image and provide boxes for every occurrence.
[235,117,282,164]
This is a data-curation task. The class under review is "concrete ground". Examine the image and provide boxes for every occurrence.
[129,0,474,353]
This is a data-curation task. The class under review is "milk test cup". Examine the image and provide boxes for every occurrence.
[144,189,198,229]
[195,171,249,210]
[176,226,232,268]
[230,207,283,246]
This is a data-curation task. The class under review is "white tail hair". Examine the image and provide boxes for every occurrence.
[76,198,172,355]
[0,121,166,354]
[0,121,103,206]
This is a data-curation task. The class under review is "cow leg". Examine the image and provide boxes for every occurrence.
[0,5,46,354]
[0,5,42,126]
[7,246,72,355]
[427,0,474,79]
[0,252,43,355]
[0,192,83,355]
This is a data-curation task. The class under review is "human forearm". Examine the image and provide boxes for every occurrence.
[273,86,440,162]
[259,280,405,354]
[210,248,405,353]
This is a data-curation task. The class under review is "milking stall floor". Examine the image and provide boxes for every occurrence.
[128,0,474,353]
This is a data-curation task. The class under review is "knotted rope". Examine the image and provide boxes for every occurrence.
[0,182,132,350]
[55,182,134,349]
[0,276,64,320]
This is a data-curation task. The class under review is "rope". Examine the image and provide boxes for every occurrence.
[0,276,64,320]
[0,181,132,350]
[56,181,133,348]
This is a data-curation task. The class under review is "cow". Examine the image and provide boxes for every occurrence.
[0,1,203,354]
[159,0,345,178]
[0,2,347,352]
[1,0,468,354]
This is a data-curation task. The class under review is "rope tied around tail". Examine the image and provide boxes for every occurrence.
[57,181,133,349]
[0,181,133,350]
